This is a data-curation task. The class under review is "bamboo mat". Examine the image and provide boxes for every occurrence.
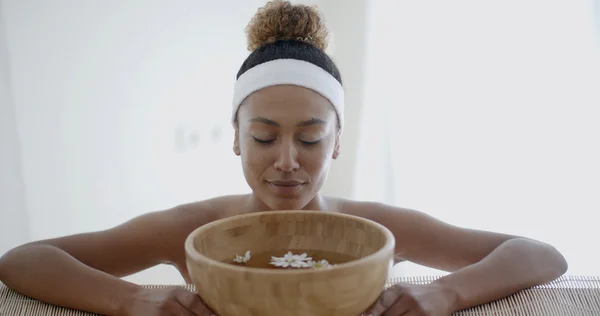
[1,275,600,315]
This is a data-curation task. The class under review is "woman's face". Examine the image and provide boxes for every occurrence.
[234,85,340,210]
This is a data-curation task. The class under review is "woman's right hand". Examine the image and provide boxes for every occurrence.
[121,286,215,316]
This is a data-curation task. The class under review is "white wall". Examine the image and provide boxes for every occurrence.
[358,0,600,276]
[0,3,29,256]
[1,0,274,283]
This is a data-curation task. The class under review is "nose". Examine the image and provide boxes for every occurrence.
[273,139,300,172]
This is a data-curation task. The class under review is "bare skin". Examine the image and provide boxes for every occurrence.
[0,85,567,316]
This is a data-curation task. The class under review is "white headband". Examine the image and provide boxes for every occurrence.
[232,58,345,133]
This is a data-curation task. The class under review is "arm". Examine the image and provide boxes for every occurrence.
[365,203,567,313]
[0,244,140,315]
[434,237,567,311]
[0,205,208,315]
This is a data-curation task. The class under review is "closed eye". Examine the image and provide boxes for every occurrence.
[301,140,321,145]
[252,137,274,144]
[252,137,321,145]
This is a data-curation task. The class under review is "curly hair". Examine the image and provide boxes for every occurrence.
[245,0,329,52]
[236,0,341,85]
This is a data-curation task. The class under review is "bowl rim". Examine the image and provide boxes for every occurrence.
[184,210,396,276]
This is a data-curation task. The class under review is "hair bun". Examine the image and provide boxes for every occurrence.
[245,0,329,52]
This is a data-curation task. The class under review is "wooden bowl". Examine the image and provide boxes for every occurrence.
[184,210,395,316]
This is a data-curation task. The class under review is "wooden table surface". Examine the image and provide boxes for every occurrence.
[2,275,600,315]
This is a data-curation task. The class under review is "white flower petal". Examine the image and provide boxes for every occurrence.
[283,252,295,260]
[233,254,248,263]
[293,261,311,268]
[272,260,289,266]
[307,259,333,269]
[290,255,312,262]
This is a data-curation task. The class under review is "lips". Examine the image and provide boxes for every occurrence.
[266,180,305,196]
[268,180,304,186]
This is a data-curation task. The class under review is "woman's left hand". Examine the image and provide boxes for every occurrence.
[362,282,459,316]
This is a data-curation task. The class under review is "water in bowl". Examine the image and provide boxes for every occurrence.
[228,249,358,269]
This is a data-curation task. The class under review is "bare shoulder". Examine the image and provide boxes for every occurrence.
[335,197,513,242]
[331,197,416,222]
[168,194,249,227]
[333,198,444,233]
[159,194,251,255]
[333,198,518,271]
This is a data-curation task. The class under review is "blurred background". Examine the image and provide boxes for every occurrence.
[1,0,599,284]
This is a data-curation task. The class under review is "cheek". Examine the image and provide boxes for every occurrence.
[241,143,270,174]
[302,145,334,173]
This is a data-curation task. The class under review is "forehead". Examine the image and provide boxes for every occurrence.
[238,85,335,122]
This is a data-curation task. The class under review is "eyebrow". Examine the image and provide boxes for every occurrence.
[249,117,327,127]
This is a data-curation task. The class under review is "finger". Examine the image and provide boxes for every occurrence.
[175,288,215,315]
[169,300,195,316]
[382,295,411,316]
[391,312,420,316]
[362,286,404,316]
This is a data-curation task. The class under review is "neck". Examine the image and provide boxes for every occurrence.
[245,192,329,213]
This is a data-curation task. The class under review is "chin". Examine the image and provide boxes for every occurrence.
[265,197,308,211]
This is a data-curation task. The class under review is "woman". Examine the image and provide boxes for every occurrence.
[0,1,567,315]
